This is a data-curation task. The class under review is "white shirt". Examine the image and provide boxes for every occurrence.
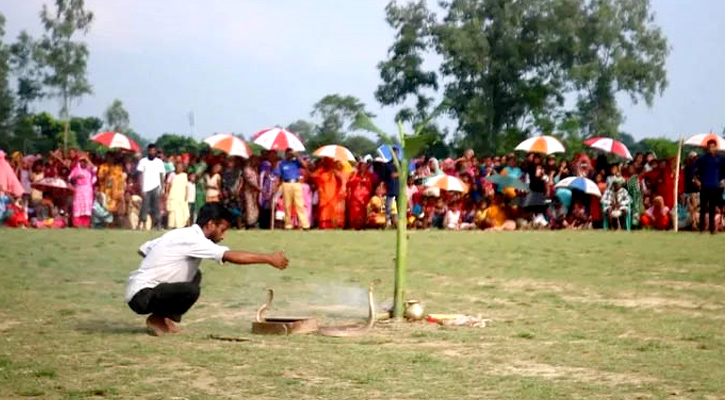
[136,157,166,192]
[125,225,230,302]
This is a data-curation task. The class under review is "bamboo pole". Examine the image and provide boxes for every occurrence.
[673,137,683,232]
[392,126,408,319]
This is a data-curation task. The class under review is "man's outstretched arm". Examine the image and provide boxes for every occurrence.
[222,250,288,270]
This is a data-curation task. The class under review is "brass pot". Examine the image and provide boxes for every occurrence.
[404,300,425,321]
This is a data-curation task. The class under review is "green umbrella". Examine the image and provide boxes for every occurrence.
[485,174,530,192]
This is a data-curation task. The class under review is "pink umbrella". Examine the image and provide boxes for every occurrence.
[253,128,305,151]
[583,137,633,160]
[0,150,25,197]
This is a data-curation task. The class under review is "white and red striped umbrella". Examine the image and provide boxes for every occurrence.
[424,174,468,193]
[91,132,140,152]
[252,128,305,151]
[515,135,565,155]
[684,133,725,150]
[203,134,252,158]
[313,145,355,162]
[583,137,633,160]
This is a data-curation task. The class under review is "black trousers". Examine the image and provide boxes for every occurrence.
[700,187,722,233]
[128,271,202,322]
[139,187,161,228]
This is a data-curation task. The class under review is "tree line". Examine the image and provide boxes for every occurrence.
[0,0,694,159]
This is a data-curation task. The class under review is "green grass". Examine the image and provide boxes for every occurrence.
[0,229,724,399]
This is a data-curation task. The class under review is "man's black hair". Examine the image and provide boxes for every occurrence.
[196,203,235,227]
[147,143,157,150]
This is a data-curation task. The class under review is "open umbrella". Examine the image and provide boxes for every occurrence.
[583,137,632,160]
[485,175,530,192]
[515,135,565,155]
[0,150,25,197]
[91,132,141,152]
[31,177,75,196]
[313,145,355,162]
[253,128,305,151]
[424,174,467,192]
[684,133,725,150]
[555,176,601,197]
[204,134,252,158]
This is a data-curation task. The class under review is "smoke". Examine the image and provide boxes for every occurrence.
[281,283,371,319]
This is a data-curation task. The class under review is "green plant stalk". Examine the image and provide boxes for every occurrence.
[393,121,408,319]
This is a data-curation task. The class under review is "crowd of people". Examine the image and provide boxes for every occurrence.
[1,139,724,233]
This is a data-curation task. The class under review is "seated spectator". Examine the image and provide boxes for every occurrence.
[567,200,591,229]
[641,195,671,230]
[0,189,11,224]
[547,196,568,230]
[444,200,475,230]
[367,182,395,229]
[602,178,631,229]
[92,192,114,228]
[480,193,516,231]
[5,197,29,227]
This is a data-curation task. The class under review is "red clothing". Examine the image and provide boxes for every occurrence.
[347,171,373,230]
[312,167,342,229]
[5,204,29,227]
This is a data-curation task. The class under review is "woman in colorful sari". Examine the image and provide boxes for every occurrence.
[68,156,96,228]
[97,155,127,221]
[311,157,343,229]
[334,161,352,228]
[347,160,373,230]
[625,164,644,226]
[242,156,261,228]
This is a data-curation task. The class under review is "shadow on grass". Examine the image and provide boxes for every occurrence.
[76,319,148,335]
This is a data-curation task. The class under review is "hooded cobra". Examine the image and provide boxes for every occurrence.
[317,282,376,337]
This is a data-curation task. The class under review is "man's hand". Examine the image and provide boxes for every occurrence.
[267,251,288,270]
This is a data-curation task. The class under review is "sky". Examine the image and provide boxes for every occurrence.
[2,0,724,142]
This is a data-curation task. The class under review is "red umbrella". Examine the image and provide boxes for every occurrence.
[91,132,141,152]
[583,137,633,160]
[253,128,305,151]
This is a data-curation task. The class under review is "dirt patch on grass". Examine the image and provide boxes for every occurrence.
[489,361,657,386]
[0,319,20,332]
[645,280,725,294]
[563,294,723,311]
[488,278,579,294]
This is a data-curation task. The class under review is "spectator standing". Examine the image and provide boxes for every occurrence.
[136,144,166,230]
[694,140,725,234]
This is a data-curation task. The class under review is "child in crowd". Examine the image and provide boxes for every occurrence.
[5,197,29,227]
[367,182,395,229]
[444,200,475,230]
[641,195,671,230]
[567,200,591,229]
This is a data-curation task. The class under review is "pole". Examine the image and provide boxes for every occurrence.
[393,122,408,319]
[673,137,683,232]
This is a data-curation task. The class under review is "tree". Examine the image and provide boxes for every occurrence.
[638,137,678,159]
[343,135,377,157]
[155,133,201,155]
[375,1,438,124]
[376,0,669,154]
[8,31,44,115]
[286,120,316,145]
[311,94,372,147]
[70,115,101,149]
[37,0,94,152]
[564,0,669,137]
[104,99,130,133]
[0,13,14,146]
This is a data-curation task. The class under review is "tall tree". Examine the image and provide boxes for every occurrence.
[286,119,316,145]
[156,133,201,155]
[104,99,130,133]
[563,0,669,138]
[0,13,14,146]
[37,0,94,152]
[8,31,44,115]
[375,1,438,124]
[311,94,371,146]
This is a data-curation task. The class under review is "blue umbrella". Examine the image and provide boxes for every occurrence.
[376,144,415,172]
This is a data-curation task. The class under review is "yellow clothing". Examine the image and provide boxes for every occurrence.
[367,195,396,227]
[281,182,309,229]
[205,173,221,202]
[483,204,507,227]
[98,164,127,213]
[30,172,44,203]
[166,172,189,229]
[474,209,487,226]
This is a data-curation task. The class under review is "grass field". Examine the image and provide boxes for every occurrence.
[0,229,724,400]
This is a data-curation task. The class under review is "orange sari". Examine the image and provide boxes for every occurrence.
[313,168,342,229]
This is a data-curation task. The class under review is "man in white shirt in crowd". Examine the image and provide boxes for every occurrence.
[136,143,166,230]
[126,203,288,335]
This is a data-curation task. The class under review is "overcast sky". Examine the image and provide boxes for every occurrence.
[2,0,724,141]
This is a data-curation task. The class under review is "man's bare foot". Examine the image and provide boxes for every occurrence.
[146,315,169,336]
[164,318,181,333]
